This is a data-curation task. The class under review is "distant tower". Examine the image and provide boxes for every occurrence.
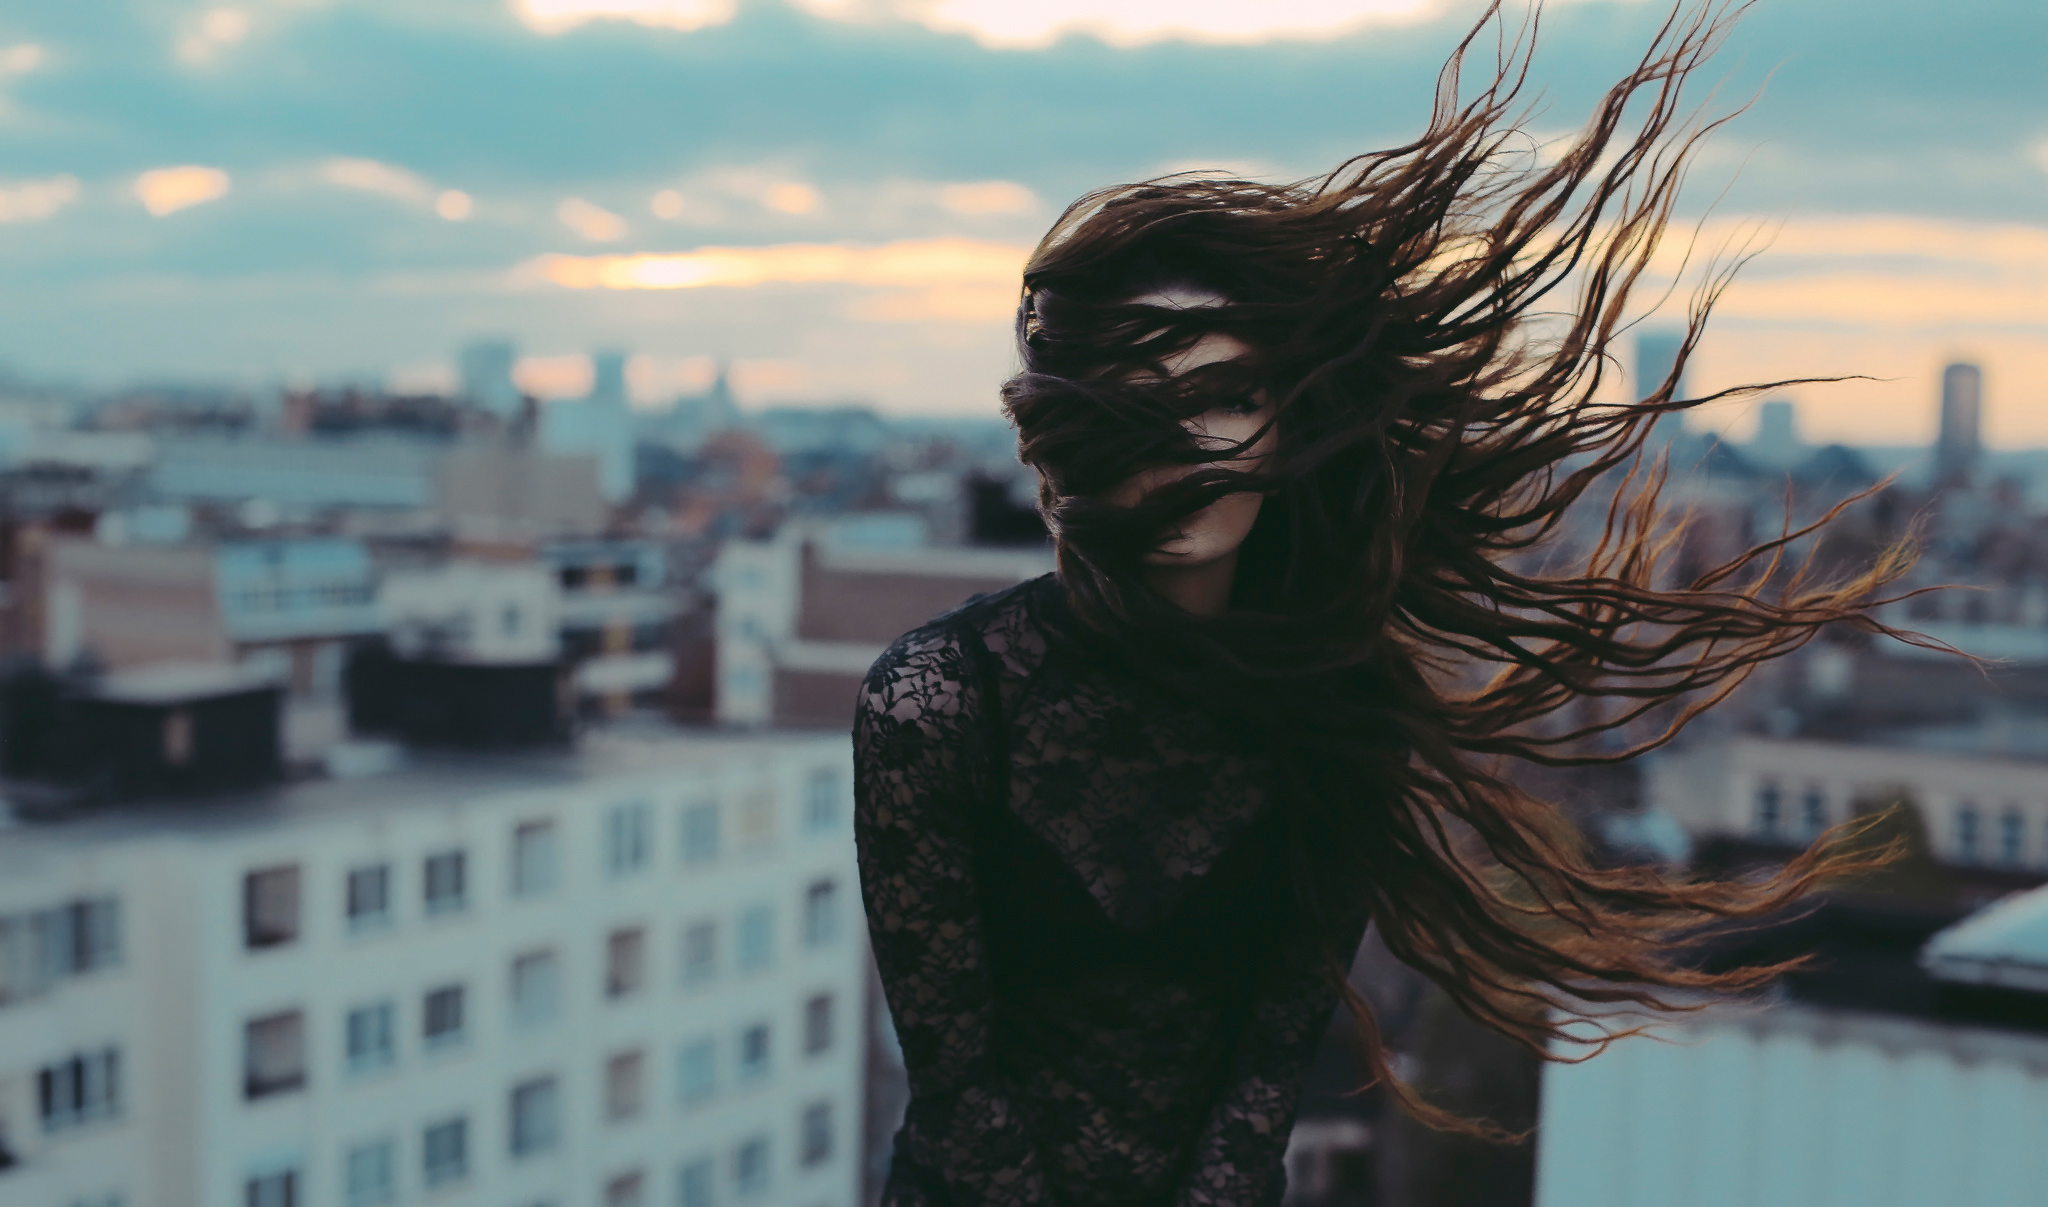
[1751,396,1802,468]
[590,348,629,409]
[538,347,636,503]
[1636,328,1689,447]
[1935,361,1983,489]
[702,359,740,430]
[459,338,521,416]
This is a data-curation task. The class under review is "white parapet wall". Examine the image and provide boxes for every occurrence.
[1536,1003,2048,1207]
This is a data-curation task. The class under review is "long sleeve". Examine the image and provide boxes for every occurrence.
[853,623,1060,1207]
[1169,911,1367,1207]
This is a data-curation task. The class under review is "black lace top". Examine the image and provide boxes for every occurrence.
[853,572,1373,1207]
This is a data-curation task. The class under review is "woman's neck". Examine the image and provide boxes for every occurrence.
[1145,550,1239,617]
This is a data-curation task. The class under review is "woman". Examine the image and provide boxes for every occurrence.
[853,3,1910,1204]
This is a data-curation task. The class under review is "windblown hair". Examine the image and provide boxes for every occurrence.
[999,0,1920,1138]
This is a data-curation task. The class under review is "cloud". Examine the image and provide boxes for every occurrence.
[0,43,46,76]
[763,182,821,215]
[558,197,628,241]
[938,180,1039,215]
[524,235,1028,291]
[321,157,434,204]
[435,190,474,220]
[511,0,737,35]
[178,7,253,66]
[908,0,1445,49]
[1634,214,2048,327]
[135,166,232,216]
[0,175,79,223]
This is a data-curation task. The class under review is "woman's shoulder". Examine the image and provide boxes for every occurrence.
[859,572,1054,704]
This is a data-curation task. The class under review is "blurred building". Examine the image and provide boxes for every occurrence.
[1748,396,1805,471]
[458,340,522,419]
[1536,884,2048,1207]
[710,526,1052,729]
[0,711,866,1207]
[544,540,689,712]
[539,351,636,505]
[1935,362,1984,490]
[1648,727,2048,872]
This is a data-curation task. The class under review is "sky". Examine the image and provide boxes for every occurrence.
[0,0,2044,445]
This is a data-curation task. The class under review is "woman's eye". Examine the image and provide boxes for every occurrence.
[1219,397,1261,416]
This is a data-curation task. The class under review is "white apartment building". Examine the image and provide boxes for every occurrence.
[0,722,866,1207]
[1646,732,2048,870]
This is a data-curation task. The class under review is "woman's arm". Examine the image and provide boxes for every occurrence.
[854,623,1059,1207]
[1170,914,1366,1207]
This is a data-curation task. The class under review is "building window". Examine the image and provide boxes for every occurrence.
[77,898,121,972]
[800,1100,831,1167]
[423,984,466,1048]
[678,1157,716,1207]
[344,1138,396,1207]
[737,1023,769,1084]
[605,927,646,999]
[735,906,773,971]
[603,1170,646,1207]
[1998,808,2026,867]
[735,791,775,845]
[345,1001,396,1074]
[681,920,717,988]
[510,1076,560,1157]
[1752,782,1781,838]
[805,770,839,833]
[803,993,832,1056]
[605,1049,646,1122]
[605,802,653,877]
[511,950,561,1029]
[0,900,122,1004]
[513,821,559,899]
[422,1116,468,1187]
[1956,803,1982,863]
[1799,787,1827,838]
[803,880,837,948]
[681,801,719,864]
[244,1011,306,1099]
[244,866,301,949]
[345,865,391,930]
[732,1136,769,1199]
[246,1170,298,1207]
[423,851,467,915]
[38,1047,120,1130]
[677,1038,715,1106]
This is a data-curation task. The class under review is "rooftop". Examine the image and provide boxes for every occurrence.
[1921,883,2048,993]
[0,716,846,864]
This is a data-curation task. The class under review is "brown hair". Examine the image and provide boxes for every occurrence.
[999,0,1922,1138]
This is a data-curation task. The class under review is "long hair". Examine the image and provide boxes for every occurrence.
[999,0,1921,1138]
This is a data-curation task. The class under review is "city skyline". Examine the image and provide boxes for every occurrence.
[0,0,2044,441]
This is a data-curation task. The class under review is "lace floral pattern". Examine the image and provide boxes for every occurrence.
[855,574,1372,1207]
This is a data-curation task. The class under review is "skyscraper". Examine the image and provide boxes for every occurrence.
[537,348,635,502]
[458,338,521,417]
[1636,328,1689,448]
[1750,396,1803,469]
[590,348,629,409]
[1935,361,1982,489]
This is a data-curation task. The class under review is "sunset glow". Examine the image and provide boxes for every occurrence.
[527,237,1029,292]
[134,166,231,216]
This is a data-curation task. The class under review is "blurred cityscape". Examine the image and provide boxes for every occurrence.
[0,329,2042,1207]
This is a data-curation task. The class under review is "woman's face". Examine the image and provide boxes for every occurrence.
[1105,287,1279,568]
